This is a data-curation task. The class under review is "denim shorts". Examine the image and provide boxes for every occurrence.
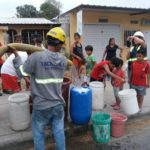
[113,87,122,98]
[130,84,146,96]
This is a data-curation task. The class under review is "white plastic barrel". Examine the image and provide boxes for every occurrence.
[8,93,30,131]
[118,89,139,115]
[89,81,104,110]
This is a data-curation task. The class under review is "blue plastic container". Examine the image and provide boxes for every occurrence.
[70,86,92,125]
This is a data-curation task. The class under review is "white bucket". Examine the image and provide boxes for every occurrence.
[118,89,139,115]
[89,81,104,110]
[8,93,30,131]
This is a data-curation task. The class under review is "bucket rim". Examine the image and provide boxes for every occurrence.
[92,112,111,123]
[89,81,104,88]
[118,89,136,96]
[110,113,128,122]
[8,93,29,103]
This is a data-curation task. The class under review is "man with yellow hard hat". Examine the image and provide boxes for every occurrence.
[12,27,67,150]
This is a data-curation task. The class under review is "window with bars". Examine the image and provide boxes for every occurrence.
[7,29,17,43]
[7,29,49,44]
[22,29,49,44]
[124,30,137,45]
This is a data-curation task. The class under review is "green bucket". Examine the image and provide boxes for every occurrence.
[92,113,111,143]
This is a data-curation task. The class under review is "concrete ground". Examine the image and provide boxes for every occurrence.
[0,81,150,148]
[2,111,150,150]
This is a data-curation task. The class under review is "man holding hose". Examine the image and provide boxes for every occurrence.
[10,27,67,150]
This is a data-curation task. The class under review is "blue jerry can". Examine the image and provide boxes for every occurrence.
[70,86,92,125]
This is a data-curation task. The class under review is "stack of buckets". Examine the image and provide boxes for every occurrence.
[90,81,112,143]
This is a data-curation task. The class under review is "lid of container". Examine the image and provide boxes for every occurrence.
[89,81,104,88]
[8,93,29,103]
[72,86,91,94]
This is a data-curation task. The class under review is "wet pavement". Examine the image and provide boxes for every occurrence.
[2,114,150,150]
[2,128,150,150]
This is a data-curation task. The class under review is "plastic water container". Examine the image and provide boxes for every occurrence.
[8,93,30,131]
[92,113,111,143]
[118,89,139,115]
[70,86,92,125]
[110,113,127,138]
[89,81,104,110]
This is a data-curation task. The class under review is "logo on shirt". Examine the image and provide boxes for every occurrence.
[40,61,65,70]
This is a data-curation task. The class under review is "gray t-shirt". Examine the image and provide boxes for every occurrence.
[13,49,67,110]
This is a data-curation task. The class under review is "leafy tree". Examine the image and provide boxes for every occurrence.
[39,0,62,19]
[16,5,39,18]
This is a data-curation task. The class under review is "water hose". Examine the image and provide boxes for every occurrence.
[0,43,73,66]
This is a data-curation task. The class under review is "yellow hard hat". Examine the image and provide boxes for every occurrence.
[47,27,66,43]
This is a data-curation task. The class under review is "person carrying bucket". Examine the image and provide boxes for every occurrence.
[126,31,147,85]
[111,59,125,110]
[90,57,125,87]
[129,50,150,110]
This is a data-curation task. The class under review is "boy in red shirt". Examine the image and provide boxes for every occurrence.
[90,57,125,86]
[130,50,150,110]
[111,59,125,110]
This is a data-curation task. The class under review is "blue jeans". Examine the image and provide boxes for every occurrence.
[32,105,66,150]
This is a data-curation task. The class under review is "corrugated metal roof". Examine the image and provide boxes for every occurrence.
[60,4,149,17]
[81,4,148,10]
[0,18,57,25]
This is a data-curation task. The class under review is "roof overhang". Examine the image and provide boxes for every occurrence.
[0,18,60,25]
[0,24,60,26]
[59,4,149,17]
[130,9,150,16]
[0,26,8,31]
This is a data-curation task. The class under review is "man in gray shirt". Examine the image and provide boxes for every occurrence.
[12,27,68,150]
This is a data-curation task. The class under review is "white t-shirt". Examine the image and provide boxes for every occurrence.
[1,51,28,76]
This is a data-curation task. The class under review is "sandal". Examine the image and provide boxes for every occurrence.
[113,105,120,110]
[111,103,117,107]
